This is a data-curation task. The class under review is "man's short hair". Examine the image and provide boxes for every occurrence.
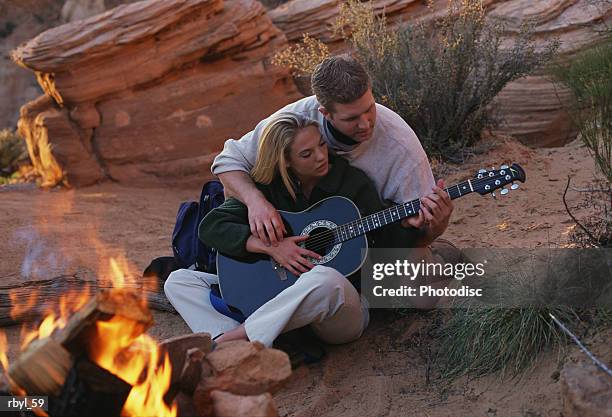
[311,54,371,112]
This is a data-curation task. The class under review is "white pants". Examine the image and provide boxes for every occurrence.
[164,265,370,347]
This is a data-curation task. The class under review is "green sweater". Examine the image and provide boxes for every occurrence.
[199,156,421,260]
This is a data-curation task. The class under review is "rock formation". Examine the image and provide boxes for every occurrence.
[13,0,299,187]
[0,0,140,130]
[268,0,612,146]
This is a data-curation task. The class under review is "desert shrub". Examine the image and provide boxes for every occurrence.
[271,34,330,77]
[0,129,27,176]
[341,0,558,161]
[552,38,612,183]
[552,37,612,248]
[273,0,557,161]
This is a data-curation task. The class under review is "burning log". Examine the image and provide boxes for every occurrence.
[49,356,132,417]
[8,338,72,397]
[0,275,174,327]
[8,289,152,397]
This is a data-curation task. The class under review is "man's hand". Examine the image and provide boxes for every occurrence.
[218,171,287,246]
[267,235,321,276]
[402,179,453,246]
[247,195,287,247]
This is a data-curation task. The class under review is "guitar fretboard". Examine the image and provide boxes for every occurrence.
[320,179,474,246]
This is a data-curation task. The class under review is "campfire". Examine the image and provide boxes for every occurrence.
[0,257,291,417]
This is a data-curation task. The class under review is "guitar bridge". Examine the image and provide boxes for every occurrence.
[272,260,288,281]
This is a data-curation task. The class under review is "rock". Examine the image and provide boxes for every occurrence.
[174,391,201,417]
[211,390,278,417]
[13,0,300,187]
[561,361,612,417]
[199,340,291,395]
[159,332,212,386]
[17,95,105,187]
[192,340,291,417]
[61,0,107,23]
[268,0,612,146]
[179,347,207,396]
[0,0,140,129]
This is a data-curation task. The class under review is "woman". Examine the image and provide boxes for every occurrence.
[164,112,420,348]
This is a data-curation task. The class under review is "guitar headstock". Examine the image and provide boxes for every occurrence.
[472,164,526,197]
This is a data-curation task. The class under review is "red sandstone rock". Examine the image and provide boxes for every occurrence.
[561,360,612,417]
[211,390,278,417]
[13,0,300,187]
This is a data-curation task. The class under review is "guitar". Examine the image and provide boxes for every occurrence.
[217,164,526,317]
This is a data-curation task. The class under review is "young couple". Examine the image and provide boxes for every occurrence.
[164,55,459,348]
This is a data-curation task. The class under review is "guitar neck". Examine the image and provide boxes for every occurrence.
[331,179,475,244]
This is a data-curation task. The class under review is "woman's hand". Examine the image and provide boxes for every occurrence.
[268,235,322,276]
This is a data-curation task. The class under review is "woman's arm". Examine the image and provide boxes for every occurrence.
[199,198,253,258]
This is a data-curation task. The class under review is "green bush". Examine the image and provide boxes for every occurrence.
[0,129,28,175]
[339,0,558,161]
[552,38,612,183]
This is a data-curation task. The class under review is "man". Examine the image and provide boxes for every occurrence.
[212,54,453,250]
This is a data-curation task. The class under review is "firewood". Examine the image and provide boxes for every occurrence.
[8,337,73,396]
[0,275,175,327]
[54,289,153,355]
[48,356,132,417]
[210,390,278,417]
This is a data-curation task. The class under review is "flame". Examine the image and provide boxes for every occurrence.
[10,214,172,417]
[18,284,92,351]
[0,330,9,372]
[90,316,176,417]
[10,289,39,320]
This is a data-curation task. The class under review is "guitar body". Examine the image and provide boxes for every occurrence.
[216,196,368,317]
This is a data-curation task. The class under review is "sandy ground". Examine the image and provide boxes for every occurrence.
[0,137,609,416]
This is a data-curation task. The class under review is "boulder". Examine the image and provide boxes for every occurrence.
[211,390,278,417]
[268,0,612,146]
[0,0,141,130]
[561,360,612,417]
[13,0,300,187]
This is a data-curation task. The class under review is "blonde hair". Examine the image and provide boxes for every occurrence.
[251,112,319,200]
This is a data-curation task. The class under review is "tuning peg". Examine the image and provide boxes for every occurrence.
[500,188,509,195]
[511,183,519,190]
[491,192,497,199]
[501,164,509,169]
[478,169,487,174]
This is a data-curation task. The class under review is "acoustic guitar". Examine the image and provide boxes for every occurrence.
[217,164,526,317]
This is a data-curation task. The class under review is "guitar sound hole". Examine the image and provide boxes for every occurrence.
[304,227,335,257]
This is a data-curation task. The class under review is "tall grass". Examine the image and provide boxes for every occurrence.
[438,307,576,378]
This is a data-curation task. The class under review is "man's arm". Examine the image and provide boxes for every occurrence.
[217,171,286,246]
[212,116,287,246]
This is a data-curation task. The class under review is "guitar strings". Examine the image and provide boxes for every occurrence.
[300,173,513,253]
[303,174,505,252]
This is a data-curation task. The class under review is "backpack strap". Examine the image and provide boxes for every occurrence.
[209,284,246,323]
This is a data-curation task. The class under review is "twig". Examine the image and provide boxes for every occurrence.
[563,176,599,244]
[549,313,612,377]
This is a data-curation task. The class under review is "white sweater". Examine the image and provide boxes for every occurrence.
[211,96,435,205]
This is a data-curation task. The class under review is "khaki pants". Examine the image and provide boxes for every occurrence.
[164,265,370,347]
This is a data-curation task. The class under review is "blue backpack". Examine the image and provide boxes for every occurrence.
[172,180,225,273]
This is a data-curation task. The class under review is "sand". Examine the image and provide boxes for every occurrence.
[0,137,609,416]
